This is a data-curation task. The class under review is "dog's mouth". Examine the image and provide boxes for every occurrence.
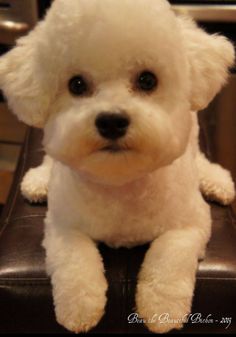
[100,143,130,153]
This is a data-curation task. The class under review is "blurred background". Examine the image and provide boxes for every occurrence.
[0,0,51,212]
[0,0,236,214]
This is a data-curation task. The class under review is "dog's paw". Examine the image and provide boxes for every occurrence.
[200,164,235,206]
[21,167,49,203]
[55,298,105,333]
[136,280,192,333]
[54,281,107,333]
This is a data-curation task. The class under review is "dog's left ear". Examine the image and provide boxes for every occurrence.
[0,22,54,128]
[178,16,235,111]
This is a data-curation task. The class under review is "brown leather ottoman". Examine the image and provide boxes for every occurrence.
[0,123,236,333]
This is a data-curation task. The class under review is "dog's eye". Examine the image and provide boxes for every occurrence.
[136,71,158,92]
[69,76,88,96]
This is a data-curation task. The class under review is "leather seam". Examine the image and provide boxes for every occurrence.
[197,276,236,281]
[0,277,235,284]
[0,280,51,284]
[2,214,46,224]
[0,278,48,281]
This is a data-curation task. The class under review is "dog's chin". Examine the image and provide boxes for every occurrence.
[75,146,162,186]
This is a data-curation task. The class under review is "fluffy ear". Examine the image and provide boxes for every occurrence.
[178,16,235,111]
[0,22,53,128]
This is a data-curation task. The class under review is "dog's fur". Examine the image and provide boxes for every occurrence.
[0,0,235,333]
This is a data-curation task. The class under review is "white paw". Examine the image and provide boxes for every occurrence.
[200,166,235,206]
[136,280,192,333]
[54,282,107,333]
[21,167,49,203]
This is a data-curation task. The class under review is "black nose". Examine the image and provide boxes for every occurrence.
[95,112,130,140]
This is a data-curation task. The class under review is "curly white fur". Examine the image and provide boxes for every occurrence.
[0,0,235,333]
[197,153,235,205]
[21,155,53,203]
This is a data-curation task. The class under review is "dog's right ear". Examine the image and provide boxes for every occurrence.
[0,22,53,128]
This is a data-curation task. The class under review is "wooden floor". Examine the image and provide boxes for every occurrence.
[0,103,26,143]
[0,170,13,205]
[0,103,26,205]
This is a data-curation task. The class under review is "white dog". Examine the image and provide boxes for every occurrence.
[0,0,235,333]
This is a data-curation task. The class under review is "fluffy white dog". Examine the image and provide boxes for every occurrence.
[0,0,235,333]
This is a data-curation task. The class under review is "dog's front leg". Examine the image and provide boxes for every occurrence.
[136,223,210,334]
[43,224,107,333]
[197,152,235,205]
[21,154,53,203]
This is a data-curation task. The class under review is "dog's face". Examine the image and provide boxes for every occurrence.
[44,0,192,185]
[0,0,234,185]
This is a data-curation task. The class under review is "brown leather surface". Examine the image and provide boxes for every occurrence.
[0,100,236,333]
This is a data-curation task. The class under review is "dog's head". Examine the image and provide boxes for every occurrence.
[0,0,234,185]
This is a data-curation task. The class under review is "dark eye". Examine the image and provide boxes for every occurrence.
[69,75,88,96]
[137,71,158,92]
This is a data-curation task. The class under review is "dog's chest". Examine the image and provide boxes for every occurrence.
[49,161,193,248]
[68,175,172,247]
